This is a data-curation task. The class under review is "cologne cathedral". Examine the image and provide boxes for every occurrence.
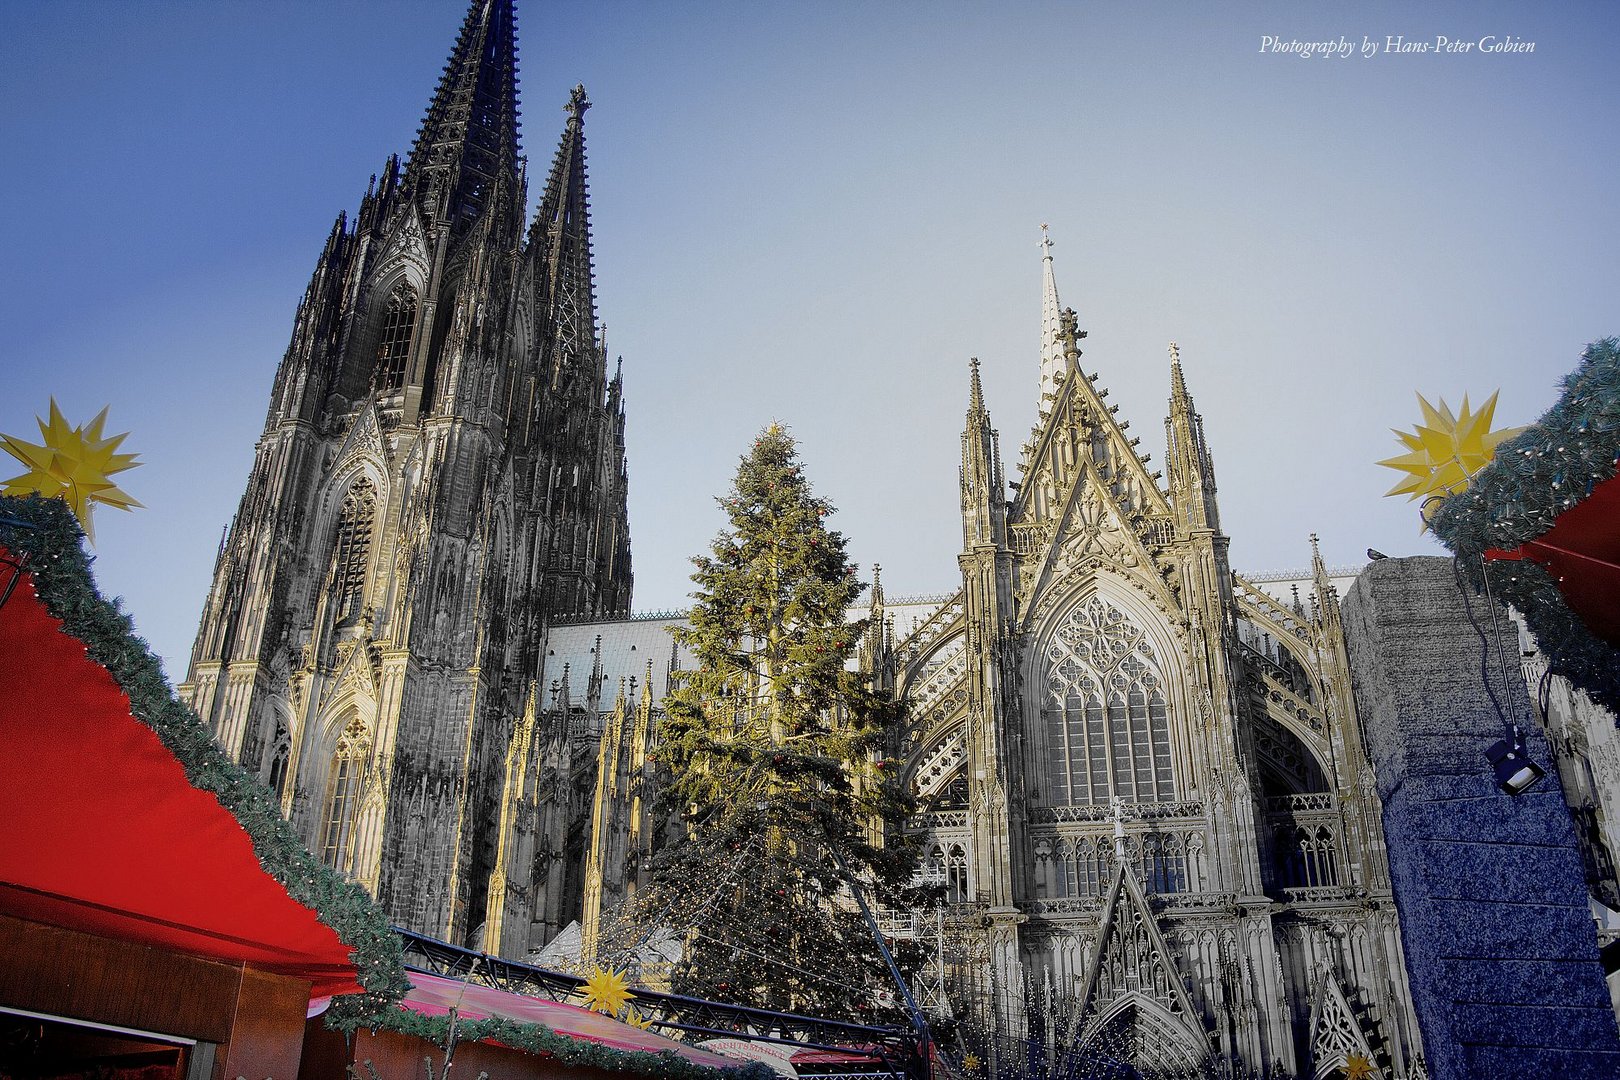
[181,0,631,953]
[173,1,1446,1076]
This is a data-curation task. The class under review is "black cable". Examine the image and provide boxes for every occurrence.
[1452,555,1514,738]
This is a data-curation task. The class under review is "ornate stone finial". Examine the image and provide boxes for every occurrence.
[566,83,591,120]
[1039,223,1054,260]
[968,358,985,413]
[1058,307,1082,346]
[1169,341,1181,366]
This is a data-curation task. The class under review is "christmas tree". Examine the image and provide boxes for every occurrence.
[615,424,918,1021]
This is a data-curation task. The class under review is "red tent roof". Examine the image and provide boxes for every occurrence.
[0,557,363,996]
[402,971,744,1069]
[1488,471,1620,646]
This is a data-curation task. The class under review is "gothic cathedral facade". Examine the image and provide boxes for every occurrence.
[181,3,1427,1077]
[871,240,1422,1076]
[180,0,631,952]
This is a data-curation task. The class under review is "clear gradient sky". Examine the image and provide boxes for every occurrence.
[3,1,1617,682]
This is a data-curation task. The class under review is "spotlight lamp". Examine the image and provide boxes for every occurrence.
[1486,725,1546,796]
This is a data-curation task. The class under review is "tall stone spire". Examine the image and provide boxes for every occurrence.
[1039,225,1064,405]
[530,84,599,388]
[404,0,521,232]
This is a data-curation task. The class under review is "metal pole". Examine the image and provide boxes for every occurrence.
[831,848,933,1079]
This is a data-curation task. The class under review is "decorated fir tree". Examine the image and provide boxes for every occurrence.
[623,424,917,1020]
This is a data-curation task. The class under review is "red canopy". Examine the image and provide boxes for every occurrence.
[1486,471,1620,646]
[0,557,363,996]
[402,971,743,1069]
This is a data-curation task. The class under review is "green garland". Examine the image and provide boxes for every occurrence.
[331,1005,777,1080]
[1430,338,1620,714]
[0,495,778,1079]
[0,494,408,1014]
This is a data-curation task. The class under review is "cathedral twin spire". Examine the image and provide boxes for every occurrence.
[401,0,596,277]
[405,0,523,232]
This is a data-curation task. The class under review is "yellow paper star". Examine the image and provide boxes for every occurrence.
[579,966,634,1016]
[2,399,142,542]
[1343,1052,1376,1080]
[962,1052,981,1073]
[621,1004,654,1030]
[1377,391,1521,525]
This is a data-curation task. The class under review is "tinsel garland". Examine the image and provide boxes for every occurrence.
[331,1005,777,1080]
[1430,338,1620,715]
[0,494,409,1015]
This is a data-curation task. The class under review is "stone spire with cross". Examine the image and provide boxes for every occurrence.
[1039,224,1066,406]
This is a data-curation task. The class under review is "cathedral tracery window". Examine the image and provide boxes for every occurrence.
[1039,833,1194,898]
[1276,824,1340,889]
[921,843,972,902]
[331,479,376,626]
[946,844,970,902]
[267,731,291,803]
[1140,833,1187,894]
[1043,597,1176,807]
[321,716,368,870]
[374,283,418,393]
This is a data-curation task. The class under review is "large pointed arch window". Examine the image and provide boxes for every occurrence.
[321,716,368,870]
[1043,597,1176,806]
[374,283,418,393]
[331,479,376,626]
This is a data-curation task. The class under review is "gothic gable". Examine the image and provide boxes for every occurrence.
[331,403,391,480]
[1076,864,1200,1030]
[1018,468,1181,635]
[370,205,432,296]
[1011,330,1174,538]
[317,635,380,721]
[1308,966,1381,1080]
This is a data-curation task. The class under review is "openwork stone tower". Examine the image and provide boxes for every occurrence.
[181,0,631,950]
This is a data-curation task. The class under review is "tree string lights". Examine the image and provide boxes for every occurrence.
[595,425,922,1022]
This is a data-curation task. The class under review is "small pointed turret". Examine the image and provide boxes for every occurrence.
[585,634,605,713]
[404,0,521,232]
[860,564,892,684]
[1164,342,1220,532]
[1309,533,1342,628]
[961,359,1007,549]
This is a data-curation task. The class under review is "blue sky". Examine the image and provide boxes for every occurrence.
[3,2,1616,681]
